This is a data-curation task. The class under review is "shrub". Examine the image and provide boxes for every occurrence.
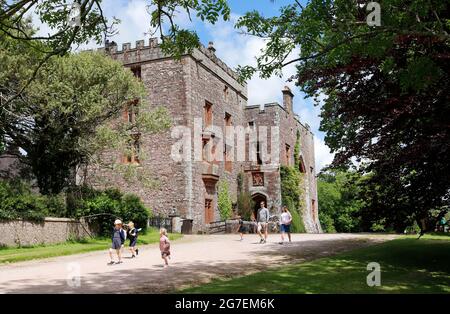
[319,212,336,233]
[74,188,151,237]
[0,179,65,221]
[217,180,232,220]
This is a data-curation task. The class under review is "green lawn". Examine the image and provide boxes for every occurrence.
[0,228,182,264]
[181,235,450,294]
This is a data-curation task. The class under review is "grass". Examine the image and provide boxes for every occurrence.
[181,235,450,294]
[0,228,182,264]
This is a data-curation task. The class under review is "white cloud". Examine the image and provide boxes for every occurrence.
[314,137,335,171]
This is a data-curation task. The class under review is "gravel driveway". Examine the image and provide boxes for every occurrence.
[0,233,397,293]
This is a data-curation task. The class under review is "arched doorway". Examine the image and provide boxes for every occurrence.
[251,193,267,220]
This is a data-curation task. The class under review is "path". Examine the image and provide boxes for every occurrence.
[0,233,397,293]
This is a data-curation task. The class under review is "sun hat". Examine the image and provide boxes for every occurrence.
[114,219,122,225]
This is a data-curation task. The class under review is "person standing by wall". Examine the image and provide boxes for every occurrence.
[257,201,270,244]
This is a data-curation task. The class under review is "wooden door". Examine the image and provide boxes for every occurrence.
[205,198,214,224]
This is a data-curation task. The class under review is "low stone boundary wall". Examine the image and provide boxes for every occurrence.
[0,217,97,247]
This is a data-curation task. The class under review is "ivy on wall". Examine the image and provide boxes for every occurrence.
[280,130,306,233]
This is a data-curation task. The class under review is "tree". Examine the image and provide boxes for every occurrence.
[217,179,232,220]
[318,170,365,233]
[1,32,170,194]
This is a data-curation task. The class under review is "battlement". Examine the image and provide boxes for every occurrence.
[93,38,241,83]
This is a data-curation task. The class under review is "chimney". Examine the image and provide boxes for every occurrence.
[207,41,216,54]
[149,37,158,48]
[282,86,294,113]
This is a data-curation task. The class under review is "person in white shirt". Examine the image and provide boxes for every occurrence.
[279,206,292,244]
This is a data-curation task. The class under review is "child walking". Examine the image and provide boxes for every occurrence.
[159,228,171,268]
[237,216,246,241]
[127,221,140,258]
[108,219,126,265]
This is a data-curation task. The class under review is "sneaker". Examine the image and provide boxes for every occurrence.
[107,261,115,265]
[131,255,136,258]
[136,248,139,256]
[259,238,264,244]
[278,242,284,245]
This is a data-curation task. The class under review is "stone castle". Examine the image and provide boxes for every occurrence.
[80,38,322,233]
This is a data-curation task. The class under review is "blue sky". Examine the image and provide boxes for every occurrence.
[33,0,333,170]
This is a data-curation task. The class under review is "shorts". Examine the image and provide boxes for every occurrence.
[111,239,122,250]
[161,251,170,258]
[238,225,247,233]
[257,222,268,232]
[281,224,291,233]
[129,238,137,247]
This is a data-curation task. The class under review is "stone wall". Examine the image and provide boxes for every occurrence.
[0,217,96,247]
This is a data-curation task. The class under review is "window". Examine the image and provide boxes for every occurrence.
[204,101,213,127]
[131,66,141,79]
[311,199,316,221]
[285,144,291,166]
[299,157,306,173]
[256,141,262,165]
[224,113,232,172]
[223,85,229,100]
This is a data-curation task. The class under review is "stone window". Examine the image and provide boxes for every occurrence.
[130,65,141,79]
[205,198,214,224]
[204,101,213,127]
[256,140,263,165]
[311,199,316,221]
[224,113,232,172]
[299,157,306,173]
[252,172,264,186]
[285,144,291,166]
[223,85,229,100]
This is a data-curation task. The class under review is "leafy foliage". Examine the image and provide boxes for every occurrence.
[280,166,305,233]
[1,30,171,194]
[317,170,365,233]
[217,179,232,220]
[0,180,65,221]
[68,186,150,237]
[0,180,150,237]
